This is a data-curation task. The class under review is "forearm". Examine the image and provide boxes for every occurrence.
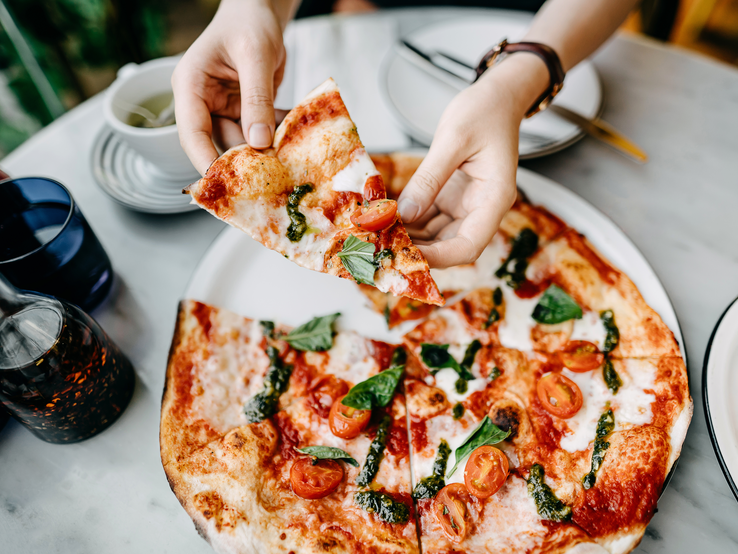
[525,0,640,71]
[477,0,637,119]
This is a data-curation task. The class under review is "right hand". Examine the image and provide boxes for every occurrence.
[172,0,287,175]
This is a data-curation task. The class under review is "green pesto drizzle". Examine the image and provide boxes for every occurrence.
[454,378,468,394]
[412,439,451,499]
[259,320,275,340]
[286,183,313,242]
[495,228,539,289]
[582,409,615,489]
[527,464,572,522]
[600,310,620,354]
[354,491,409,524]
[243,346,293,423]
[452,402,465,420]
[374,249,395,266]
[461,340,482,375]
[391,346,407,367]
[603,358,622,394]
[484,287,504,328]
[356,415,391,487]
[489,366,501,381]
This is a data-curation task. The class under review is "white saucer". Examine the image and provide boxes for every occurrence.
[704,297,738,502]
[90,126,200,214]
[381,12,603,158]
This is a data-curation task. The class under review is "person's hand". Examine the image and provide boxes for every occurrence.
[172,0,288,175]
[398,54,549,269]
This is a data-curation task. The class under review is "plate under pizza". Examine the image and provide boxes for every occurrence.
[163,160,690,554]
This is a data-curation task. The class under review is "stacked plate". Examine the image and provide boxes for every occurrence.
[381,14,603,159]
[90,126,199,214]
[704,297,738,502]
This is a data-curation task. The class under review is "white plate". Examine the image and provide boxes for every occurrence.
[381,13,603,159]
[704,297,738,502]
[184,167,684,360]
[90,127,199,214]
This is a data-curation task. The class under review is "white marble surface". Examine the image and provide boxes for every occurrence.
[1,8,738,553]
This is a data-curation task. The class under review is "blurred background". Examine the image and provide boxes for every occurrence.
[0,0,736,160]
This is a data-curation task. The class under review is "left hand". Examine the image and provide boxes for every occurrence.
[398,54,548,269]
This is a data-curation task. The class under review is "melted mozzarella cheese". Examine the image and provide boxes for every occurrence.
[412,415,476,486]
[323,332,379,385]
[570,310,607,349]
[330,148,379,194]
[435,310,479,345]
[375,269,409,294]
[434,368,488,405]
[468,477,548,554]
[558,365,656,452]
[498,289,540,351]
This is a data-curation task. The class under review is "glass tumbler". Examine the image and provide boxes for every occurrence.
[0,177,113,311]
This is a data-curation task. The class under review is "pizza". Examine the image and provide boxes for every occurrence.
[185,79,443,306]
[161,301,418,553]
[162,156,691,554]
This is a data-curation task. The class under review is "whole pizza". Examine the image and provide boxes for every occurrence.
[161,81,691,554]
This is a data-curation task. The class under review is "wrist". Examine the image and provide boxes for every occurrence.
[475,52,550,119]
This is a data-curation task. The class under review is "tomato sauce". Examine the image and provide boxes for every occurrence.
[387,420,410,459]
[273,411,302,460]
[515,278,550,299]
[191,301,213,338]
[410,418,428,452]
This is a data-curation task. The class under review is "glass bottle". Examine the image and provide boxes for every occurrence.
[0,274,134,443]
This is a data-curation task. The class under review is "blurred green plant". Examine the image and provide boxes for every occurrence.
[0,0,167,158]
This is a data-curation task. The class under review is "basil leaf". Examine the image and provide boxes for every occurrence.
[531,285,583,324]
[296,446,359,467]
[338,235,376,286]
[420,343,474,380]
[447,416,510,477]
[342,366,404,410]
[283,313,340,351]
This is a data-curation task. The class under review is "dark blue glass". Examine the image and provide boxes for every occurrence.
[0,177,113,311]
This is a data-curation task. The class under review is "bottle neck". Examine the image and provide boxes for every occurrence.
[0,273,25,318]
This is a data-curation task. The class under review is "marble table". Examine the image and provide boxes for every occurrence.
[2,7,738,553]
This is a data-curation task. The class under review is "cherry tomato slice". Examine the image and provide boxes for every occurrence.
[464,445,509,499]
[290,457,344,499]
[308,375,349,419]
[350,199,398,232]
[433,483,469,542]
[329,394,371,439]
[559,340,604,372]
[537,372,583,419]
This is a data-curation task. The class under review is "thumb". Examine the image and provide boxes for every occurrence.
[397,138,466,223]
[237,55,276,149]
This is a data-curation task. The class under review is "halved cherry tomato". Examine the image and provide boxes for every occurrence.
[559,340,604,372]
[433,483,470,542]
[290,457,344,499]
[464,445,509,499]
[537,372,583,419]
[350,199,398,232]
[308,375,349,419]
[329,394,371,439]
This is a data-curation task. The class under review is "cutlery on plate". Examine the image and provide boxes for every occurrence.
[397,41,648,163]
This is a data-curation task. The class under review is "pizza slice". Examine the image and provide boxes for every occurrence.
[162,300,418,554]
[185,79,443,306]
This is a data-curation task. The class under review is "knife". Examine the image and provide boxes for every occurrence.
[398,41,648,163]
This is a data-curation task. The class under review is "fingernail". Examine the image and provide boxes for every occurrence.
[398,198,419,222]
[248,123,272,148]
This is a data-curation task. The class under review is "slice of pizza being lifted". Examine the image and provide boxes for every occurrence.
[186,78,444,306]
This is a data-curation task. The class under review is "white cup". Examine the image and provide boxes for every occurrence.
[103,56,199,181]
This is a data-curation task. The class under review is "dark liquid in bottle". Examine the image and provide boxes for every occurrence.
[0,303,135,443]
[0,200,112,311]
